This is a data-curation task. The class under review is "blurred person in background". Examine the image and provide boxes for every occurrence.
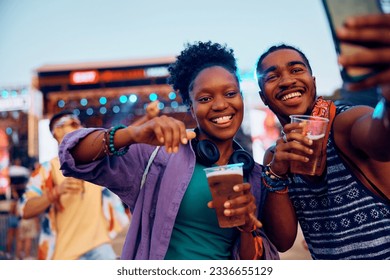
[19,111,129,260]
[15,215,39,260]
[5,190,20,259]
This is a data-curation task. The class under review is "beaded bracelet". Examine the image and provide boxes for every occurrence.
[266,163,288,180]
[261,165,291,193]
[262,175,289,192]
[108,125,129,156]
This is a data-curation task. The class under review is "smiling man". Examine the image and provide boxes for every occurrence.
[255,40,390,259]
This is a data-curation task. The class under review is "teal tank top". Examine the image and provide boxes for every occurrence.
[165,163,239,259]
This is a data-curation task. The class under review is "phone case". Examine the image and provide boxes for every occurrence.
[321,0,383,83]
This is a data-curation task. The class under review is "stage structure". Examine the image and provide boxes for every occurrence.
[35,56,196,128]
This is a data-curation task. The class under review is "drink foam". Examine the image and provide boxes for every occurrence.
[307,133,325,140]
[205,168,243,178]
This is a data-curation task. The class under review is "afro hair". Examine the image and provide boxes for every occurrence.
[167,41,238,106]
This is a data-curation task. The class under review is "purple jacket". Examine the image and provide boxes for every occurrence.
[59,128,279,260]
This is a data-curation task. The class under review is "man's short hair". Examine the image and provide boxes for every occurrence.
[49,110,78,134]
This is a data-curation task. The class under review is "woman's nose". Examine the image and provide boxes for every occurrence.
[211,96,228,110]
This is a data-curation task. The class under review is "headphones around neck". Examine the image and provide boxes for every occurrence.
[191,136,255,177]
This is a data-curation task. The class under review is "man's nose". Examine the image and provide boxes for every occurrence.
[278,74,296,87]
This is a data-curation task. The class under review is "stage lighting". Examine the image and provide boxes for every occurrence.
[99,97,107,105]
[80,98,88,106]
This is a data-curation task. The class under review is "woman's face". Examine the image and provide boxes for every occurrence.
[189,66,243,143]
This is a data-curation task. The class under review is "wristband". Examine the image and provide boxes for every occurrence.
[237,225,264,260]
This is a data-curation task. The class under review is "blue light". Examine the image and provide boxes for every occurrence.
[80,98,88,106]
[129,94,137,103]
[113,105,120,113]
[74,109,80,116]
[149,93,158,101]
[119,95,127,104]
[99,97,107,105]
[158,102,164,110]
[86,108,94,115]
[5,127,12,135]
[58,100,65,108]
[1,90,9,98]
[100,107,107,114]
[171,101,179,108]
[168,91,176,100]
[11,90,17,97]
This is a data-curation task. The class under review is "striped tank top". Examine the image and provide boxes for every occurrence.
[289,106,390,260]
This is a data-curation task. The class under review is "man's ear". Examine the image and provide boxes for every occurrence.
[259,90,268,106]
[52,127,62,144]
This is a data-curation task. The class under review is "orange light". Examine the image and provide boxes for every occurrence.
[70,70,99,85]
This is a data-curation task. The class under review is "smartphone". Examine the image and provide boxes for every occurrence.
[322,0,384,83]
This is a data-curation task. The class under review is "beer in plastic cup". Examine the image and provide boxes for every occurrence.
[204,163,245,228]
[289,115,329,176]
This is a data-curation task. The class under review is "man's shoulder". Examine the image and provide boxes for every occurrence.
[335,103,353,115]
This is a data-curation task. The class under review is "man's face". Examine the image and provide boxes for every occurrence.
[258,49,317,125]
[52,115,81,143]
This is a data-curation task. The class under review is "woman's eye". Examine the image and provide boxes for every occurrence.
[226,91,238,97]
[198,96,211,103]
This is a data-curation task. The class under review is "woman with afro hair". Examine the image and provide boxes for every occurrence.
[58,41,282,260]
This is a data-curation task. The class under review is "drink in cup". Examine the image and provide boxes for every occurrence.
[204,163,245,228]
[289,115,329,176]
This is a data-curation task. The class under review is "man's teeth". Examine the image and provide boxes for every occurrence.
[281,92,301,101]
[212,115,232,124]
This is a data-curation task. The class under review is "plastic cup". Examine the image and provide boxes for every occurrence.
[204,163,245,228]
[289,115,329,176]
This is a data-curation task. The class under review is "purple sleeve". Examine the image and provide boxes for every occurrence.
[58,127,152,206]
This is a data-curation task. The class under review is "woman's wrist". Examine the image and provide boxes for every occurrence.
[237,224,257,233]
[237,224,264,260]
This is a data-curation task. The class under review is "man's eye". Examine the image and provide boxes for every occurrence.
[265,74,277,82]
[292,68,303,73]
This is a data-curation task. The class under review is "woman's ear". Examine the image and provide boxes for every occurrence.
[189,102,196,119]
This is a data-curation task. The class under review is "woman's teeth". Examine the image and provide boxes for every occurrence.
[212,115,232,124]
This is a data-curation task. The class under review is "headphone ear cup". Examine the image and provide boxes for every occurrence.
[229,149,255,176]
[195,139,220,167]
